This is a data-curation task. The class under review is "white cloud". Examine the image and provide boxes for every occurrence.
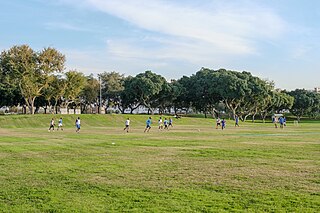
[82,0,286,55]
[44,22,92,32]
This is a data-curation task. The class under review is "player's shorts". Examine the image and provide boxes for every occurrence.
[58,123,62,127]
[146,124,151,128]
[125,125,129,128]
[76,124,80,129]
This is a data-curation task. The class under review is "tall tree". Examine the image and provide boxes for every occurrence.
[62,70,86,111]
[99,71,124,109]
[0,45,65,114]
[80,74,100,113]
[288,89,316,121]
[125,71,167,114]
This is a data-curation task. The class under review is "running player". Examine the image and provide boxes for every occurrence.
[164,118,169,130]
[158,117,163,130]
[124,118,130,133]
[57,117,63,131]
[144,117,152,133]
[75,117,81,133]
[48,118,55,132]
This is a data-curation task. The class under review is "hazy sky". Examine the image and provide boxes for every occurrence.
[1,0,320,90]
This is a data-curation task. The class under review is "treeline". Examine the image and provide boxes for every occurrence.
[1,45,320,121]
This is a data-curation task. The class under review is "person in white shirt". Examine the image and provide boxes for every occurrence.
[158,117,163,130]
[124,118,130,133]
[75,117,81,133]
[48,118,55,132]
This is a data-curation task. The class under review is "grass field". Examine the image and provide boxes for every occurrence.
[0,114,319,212]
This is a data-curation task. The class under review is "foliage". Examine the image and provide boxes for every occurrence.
[288,89,320,120]
[0,45,65,114]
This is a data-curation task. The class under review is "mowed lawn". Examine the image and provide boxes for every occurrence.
[0,115,319,212]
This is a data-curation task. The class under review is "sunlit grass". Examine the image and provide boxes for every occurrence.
[0,114,319,212]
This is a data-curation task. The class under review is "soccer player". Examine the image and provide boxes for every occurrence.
[216,117,221,129]
[48,118,55,132]
[221,119,226,130]
[235,115,239,127]
[158,117,163,130]
[279,117,284,129]
[168,117,173,128]
[124,118,130,133]
[75,117,81,133]
[273,116,278,128]
[164,118,169,130]
[144,117,152,133]
[57,117,63,131]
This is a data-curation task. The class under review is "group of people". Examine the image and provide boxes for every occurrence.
[215,115,240,130]
[48,114,287,133]
[48,117,81,133]
[272,116,286,129]
[144,117,174,133]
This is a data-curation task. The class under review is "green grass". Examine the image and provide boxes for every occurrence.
[0,114,319,212]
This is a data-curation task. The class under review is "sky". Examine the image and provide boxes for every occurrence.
[1,0,320,90]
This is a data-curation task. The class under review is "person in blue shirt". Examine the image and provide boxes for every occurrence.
[164,118,169,130]
[57,117,63,131]
[144,117,152,133]
[235,115,239,127]
[279,117,284,129]
[221,119,226,130]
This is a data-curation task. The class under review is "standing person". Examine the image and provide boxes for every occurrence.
[273,116,278,128]
[57,117,63,131]
[216,117,221,129]
[279,117,284,129]
[168,117,173,128]
[124,118,130,133]
[283,117,287,127]
[221,119,226,130]
[164,118,169,130]
[235,115,239,127]
[144,117,152,133]
[75,117,81,133]
[48,118,55,132]
[158,117,163,130]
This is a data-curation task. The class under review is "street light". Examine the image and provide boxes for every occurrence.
[99,75,102,114]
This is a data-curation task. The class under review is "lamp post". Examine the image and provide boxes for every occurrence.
[99,75,102,114]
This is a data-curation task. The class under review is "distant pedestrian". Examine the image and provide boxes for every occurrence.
[235,115,239,127]
[216,117,221,129]
[221,119,226,130]
[48,118,55,132]
[124,118,130,132]
[144,117,152,133]
[75,117,81,133]
[168,118,173,128]
[273,116,278,128]
[164,118,169,130]
[279,117,284,129]
[57,117,63,131]
[158,117,163,130]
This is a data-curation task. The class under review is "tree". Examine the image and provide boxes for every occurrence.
[0,62,23,107]
[187,68,221,117]
[62,70,86,111]
[125,71,167,114]
[258,90,294,122]
[99,71,125,110]
[0,45,65,114]
[288,89,317,121]
[80,74,100,113]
